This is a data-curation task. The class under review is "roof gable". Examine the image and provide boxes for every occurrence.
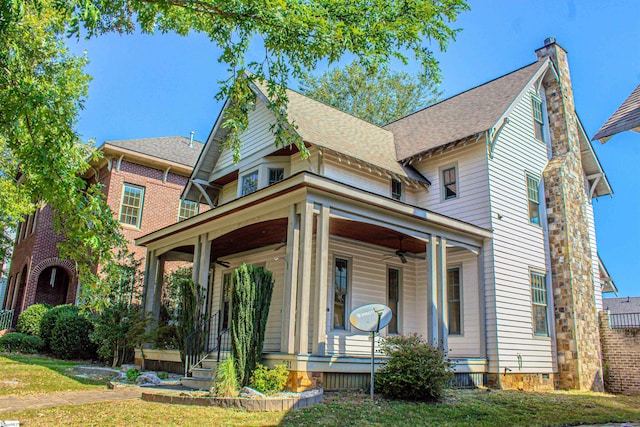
[104,136,204,167]
[385,61,548,161]
[593,83,640,142]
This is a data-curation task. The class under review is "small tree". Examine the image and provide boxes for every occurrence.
[168,267,206,361]
[231,263,275,386]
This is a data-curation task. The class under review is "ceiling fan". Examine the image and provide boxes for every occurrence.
[214,259,230,268]
[380,236,423,264]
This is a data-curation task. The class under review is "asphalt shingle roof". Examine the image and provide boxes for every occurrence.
[385,61,547,160]
[603,297,640,314]
[106,136,204,167]
[593,83,640,142]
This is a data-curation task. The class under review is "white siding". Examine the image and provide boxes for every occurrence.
[487,85,554,373]
[412,141,491,229]
[323,155,391,197]
[209,247,286,353]
[587,199,603,311]
[219,181,238,205]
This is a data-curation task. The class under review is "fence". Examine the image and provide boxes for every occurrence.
[609,313,640,329]
[0,309,14,331]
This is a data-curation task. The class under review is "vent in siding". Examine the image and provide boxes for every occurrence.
[450,373,486,389]
[324,373,370,391]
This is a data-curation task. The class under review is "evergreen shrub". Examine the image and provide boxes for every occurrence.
[0,332,44,353]
[249,363,288,395]
[40,304,79,349]
[50,311,96,359]
[16,303,51,336]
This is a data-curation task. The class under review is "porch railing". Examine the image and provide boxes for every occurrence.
[184,311,231,377]
[609,313,640,329]
[0,309,14,331]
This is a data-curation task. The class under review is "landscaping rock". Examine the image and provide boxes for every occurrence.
[240,386,266,398]
[136,373,163,386]
[121,364,141,372]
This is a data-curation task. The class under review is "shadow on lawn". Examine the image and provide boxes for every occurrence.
[0,353,111,388]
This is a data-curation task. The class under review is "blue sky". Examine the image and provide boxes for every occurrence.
[69,0,639,297]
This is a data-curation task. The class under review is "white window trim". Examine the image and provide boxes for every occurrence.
[391,178,403,202]
[237,157,290,198]
[530,268,550,338]
[439,162,459,201]
[386,264,402,335]
[330,254,352,332]
[119,183,145,228]
[178,199,199,222]
[525,172,542,227]
[447,264,464,337]
[238,168,260,197]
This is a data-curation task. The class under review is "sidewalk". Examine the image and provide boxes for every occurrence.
[0,387,142,413]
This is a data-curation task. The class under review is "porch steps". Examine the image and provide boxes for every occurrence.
[180,357,218,390]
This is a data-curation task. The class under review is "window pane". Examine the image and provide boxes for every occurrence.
[334,258,348,329]
[443,167,457,199]
[531,272,548,336]
[119,184,145,227]
[448,268,461,335]
[241,171,258,196]
[532,96,545,141]
[178,200,199,222]
[391,179,402,201]
[268,168,285,185]
[388,268,399,334]
[527,176,540,224]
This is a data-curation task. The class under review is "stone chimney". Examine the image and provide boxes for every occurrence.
[535,38,603,391]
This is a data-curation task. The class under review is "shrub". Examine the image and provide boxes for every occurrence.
[374,334,453,401]
[90,302,148,367]
[126,368,141,382]
[40,304,79,349]
[212,356,239,397]
[249,363,288,395]
[0,332,44,353]
[16,304,51,336]
[50,310,96,359]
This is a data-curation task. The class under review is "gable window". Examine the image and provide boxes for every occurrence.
[532,94,545,142]
[442,166,458,200]
[531,271,548,336]
[268,168,285,186]
[178,199,199,222]
[447,267,462,335]
[387,268,400,334]
[333,258,349,330]
[527,175,540,225]
[119,183,145,227]
[240,170,259,196]
[391,179,402,201]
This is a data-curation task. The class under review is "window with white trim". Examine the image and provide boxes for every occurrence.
[333,258,349,330]
[527,175,540,225]
[391,179,402,201]
[268,168,285,186]
[531,271,548,336]
[387,267,400,334]
[119,183,145,227]
[240,170,259,196]
[447,267,461,335]
[532,94,545,142]
[178,200,199,222]
[442,166,458,200]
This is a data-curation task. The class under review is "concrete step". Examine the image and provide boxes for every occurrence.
[181,377,215,390]
[191,367,215,380]
[201,359,218,370]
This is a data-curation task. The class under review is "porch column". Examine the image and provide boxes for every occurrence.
[426,236,439,346]
[197,234,212,316]
[295,201,314,354]
[281,205,300,353]
[437,237,449,352]
[142,249,158,314]
[312,204,330,355]
[192,236,202,284]
[477,245,487,358]
[152,256,166,322]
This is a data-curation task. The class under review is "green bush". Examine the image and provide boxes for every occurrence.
[249,363,288,395]
[90,302,148,367]
[126,368,141,382]
[374,334,453,401]
[50,311,96,359]
[40,304,79,349]
[16,304,51,336]
[0,332,44,353]
[213,356,239,397]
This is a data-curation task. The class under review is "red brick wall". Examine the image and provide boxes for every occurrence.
[600,311,640,395]
[4,157,205,319]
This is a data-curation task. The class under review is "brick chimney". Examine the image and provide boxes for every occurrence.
[535,38,603,391]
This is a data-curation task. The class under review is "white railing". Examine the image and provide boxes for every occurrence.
[0,309,14,331]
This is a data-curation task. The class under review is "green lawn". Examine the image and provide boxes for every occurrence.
[3,389,640,426]
[0,353,108,396]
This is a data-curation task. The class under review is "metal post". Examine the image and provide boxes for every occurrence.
[371,311,382,399]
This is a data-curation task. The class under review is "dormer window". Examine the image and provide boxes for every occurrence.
[391,179,402,201]
[240,170,259,196]
[268,168,285,186]
[532,94,545,142]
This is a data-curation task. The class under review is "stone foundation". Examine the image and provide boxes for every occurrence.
[487,373,555,391]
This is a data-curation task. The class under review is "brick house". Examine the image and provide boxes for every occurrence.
[1,136,204,324]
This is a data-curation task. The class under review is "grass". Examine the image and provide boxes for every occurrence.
[0,353,109,396]
[3,389,640,426]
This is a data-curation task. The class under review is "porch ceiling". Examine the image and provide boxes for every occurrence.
[211,218,288,260]
[330,218,425,253]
